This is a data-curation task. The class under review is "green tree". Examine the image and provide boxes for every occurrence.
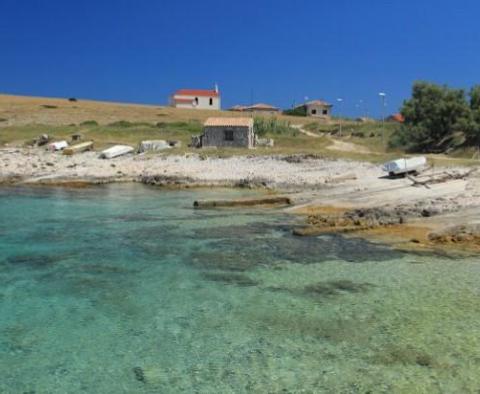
[393,81,471,152]
[468,85,480,147]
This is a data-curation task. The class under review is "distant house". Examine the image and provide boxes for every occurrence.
[170,86,220,110]
[295,100,333,118]
[228,103,280,114]
[200,117,254,148]
[388,113,405,123]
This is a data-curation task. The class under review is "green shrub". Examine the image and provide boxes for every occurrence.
[283,106,307,117]
[107,120,153,128]
[80,120,98,127]
[41,105,58,109]
[169,121,203,134]
[254,117,294,137]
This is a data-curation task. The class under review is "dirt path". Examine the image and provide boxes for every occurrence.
[326,138,373,154]
[291,124,320,138]
[291,124,375,155]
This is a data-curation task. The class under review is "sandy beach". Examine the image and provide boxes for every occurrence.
[1,147,479,252]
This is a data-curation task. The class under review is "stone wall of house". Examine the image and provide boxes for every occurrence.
[306,104,331,117]
[202,126,254,148]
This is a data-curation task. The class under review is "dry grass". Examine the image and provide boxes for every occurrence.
[0,94,323,127]
[1,94,479,166]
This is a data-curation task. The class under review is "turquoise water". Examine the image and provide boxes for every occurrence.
[0,184,479,393]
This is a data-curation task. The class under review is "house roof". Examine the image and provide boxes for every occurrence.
[228,103,279,111]
[247,103,279,110]
[228,105,248,111]
[204,117,253,127]
[174,89,219,98]
[389,113,405,123]
[304,100,332,107]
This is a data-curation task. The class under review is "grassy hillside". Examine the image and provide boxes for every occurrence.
[1,94,477,165]
[0,94,319,127]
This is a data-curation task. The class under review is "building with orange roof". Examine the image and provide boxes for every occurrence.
[228,103,279,115]
[196,117,254,148]
[170,85,221,110]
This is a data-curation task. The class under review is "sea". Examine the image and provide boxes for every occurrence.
[0,184,479,393]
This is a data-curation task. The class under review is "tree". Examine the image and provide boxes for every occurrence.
[393,82,471,152]
[468,85,480,147]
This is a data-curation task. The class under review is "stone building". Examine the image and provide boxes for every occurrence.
[296,100,333,118]
[170,85,221,110]
[228,103,280,115]
[201,117,254,148]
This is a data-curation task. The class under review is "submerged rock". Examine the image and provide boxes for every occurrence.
[4,253,66,268]
[133,367,146,383]
[201,272,259,287]
[305,280,373,297]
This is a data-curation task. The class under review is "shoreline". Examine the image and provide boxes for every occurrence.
[1,147,479,254]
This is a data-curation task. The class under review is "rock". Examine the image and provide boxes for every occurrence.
[256,138,275,147]
[167,140,182,148]
[36,134,50,146]
[138,140,171,153]
[71,133,83,142]
[133,367,146,383]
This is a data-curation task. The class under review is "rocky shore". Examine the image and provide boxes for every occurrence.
[1,147,479,252]
[0,148,372,189]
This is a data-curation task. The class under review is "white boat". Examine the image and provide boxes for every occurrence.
[99,145,134,159]
[48,141,69,151]
[382,156,427,176]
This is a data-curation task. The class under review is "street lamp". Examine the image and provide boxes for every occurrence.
[337,98,344,135]
[379,92,387,146]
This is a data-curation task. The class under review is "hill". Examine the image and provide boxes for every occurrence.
[0,94,417,163]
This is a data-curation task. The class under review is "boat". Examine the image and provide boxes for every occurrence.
[99,145,134,159]
[382,156,427,176]
[63,141,94,155]
[48,141,69,151]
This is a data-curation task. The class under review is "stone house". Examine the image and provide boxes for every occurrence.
[228,103,280,115]
[296,100,333,118]
[170,86,221,110]
[200,117,255,148]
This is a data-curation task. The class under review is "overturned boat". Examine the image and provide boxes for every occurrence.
[63,141,94,155]
[382,156,427,176]
[99,145,134,159]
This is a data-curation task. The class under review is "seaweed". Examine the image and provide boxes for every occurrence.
[305,280,373,297]
[202,272,259,287]
[133,367,146,383]
[4,253,68,268]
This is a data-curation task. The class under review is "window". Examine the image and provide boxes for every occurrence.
[311,109,317,115]
[209,98,213,106]
[224,129,234,141]
[322,109,328,115]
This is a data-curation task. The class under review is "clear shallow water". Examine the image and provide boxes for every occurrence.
[0,184,479,393]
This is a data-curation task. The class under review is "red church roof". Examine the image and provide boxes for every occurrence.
[174,89,219,98]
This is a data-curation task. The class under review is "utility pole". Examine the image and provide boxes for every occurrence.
[379,92,387,146]
[337,98,344,135]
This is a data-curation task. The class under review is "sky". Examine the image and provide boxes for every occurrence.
[1,0,480,117]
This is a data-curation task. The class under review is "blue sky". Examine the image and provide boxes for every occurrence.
[1,0,479,117]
